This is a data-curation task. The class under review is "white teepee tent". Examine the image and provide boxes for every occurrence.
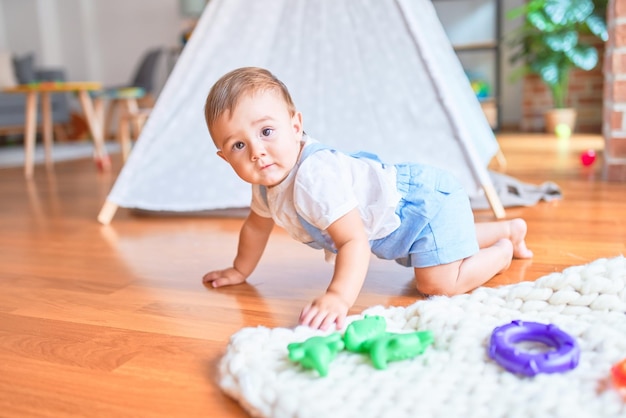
[98,0,505,224]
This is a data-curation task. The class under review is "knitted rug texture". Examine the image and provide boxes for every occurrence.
[218,257,626,418]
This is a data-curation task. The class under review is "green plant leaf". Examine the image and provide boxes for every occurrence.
[585,14,608,41]
[544,31,579,51]
[565,44,598,70]
[531,58,561,86]
[527,10,554,31]
[544,0,594,25]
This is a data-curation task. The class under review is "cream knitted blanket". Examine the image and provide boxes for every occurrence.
[219,257,626,418]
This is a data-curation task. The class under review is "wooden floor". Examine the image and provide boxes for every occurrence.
[0,133,624,417]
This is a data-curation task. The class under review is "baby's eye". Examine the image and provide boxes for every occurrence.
[232,141,245,151]
[261,128,273,137]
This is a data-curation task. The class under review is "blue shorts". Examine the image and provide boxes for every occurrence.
[370,163,479,268]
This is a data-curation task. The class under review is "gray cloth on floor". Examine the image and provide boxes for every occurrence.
[470,170,562,210]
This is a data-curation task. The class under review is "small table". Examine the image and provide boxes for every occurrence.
[91,86,146,148]
[3,82,110,178]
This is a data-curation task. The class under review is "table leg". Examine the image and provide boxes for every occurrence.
[117,111,132,161]
[41,91,54,169]
[77,90,111,171]
[24,91,38,179]
[93,96,106,142]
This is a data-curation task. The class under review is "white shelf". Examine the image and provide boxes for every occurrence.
[433,0,501,130]
[453,41,498,52]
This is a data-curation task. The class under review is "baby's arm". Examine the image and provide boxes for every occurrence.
[299,208,370,330]
[202,210,275,288]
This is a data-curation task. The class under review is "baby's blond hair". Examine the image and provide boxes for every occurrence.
[204,67,296,140]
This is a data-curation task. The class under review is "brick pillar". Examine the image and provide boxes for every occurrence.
[603,0,626,181]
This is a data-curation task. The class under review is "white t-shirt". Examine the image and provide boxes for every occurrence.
[250,137,402,246]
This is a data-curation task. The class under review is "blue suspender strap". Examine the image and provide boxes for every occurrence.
[300,141,384,166]
[350,150,384,165]
[299,141,332,160]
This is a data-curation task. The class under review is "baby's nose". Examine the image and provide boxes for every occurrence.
[249,140,267,161]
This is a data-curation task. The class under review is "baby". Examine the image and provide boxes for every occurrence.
[202,67,532,330]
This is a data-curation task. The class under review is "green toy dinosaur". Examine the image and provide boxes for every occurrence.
[287,332,345,377]
[343,315,387,353]
[368,330,434,370]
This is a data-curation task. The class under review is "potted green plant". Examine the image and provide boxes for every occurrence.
[507,0,608,134]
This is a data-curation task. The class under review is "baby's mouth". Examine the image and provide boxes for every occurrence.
[260,163,275,170]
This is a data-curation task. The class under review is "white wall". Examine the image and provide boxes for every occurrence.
[2,0,43,59]
[0,1,8,51]
[0,0,186,93]
[90,0,181,87]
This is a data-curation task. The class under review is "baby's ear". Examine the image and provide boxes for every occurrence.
[292,111,303,135]
[216,150,228,162]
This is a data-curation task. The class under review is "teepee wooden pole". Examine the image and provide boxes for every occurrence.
[98,200,119,225]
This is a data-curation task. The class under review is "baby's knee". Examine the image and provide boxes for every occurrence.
[414,262,461,296]
[416,280,457,297]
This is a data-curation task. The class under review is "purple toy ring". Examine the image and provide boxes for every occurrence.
[488,320,579,377]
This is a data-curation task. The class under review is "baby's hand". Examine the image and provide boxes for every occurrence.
[202,267,246,288]
[299,292,349,331]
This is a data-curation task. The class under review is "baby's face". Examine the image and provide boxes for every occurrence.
[212,90,303,187]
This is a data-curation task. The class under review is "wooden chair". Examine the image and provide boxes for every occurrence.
[97,48,162,139]
[117,106,151,161]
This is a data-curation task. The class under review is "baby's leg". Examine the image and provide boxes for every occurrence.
[414,240,513,296]
[475,218,533,259]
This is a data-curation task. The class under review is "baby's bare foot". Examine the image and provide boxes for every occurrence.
[510,218,533,259]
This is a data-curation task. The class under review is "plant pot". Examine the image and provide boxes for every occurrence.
[544,108,577,135]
